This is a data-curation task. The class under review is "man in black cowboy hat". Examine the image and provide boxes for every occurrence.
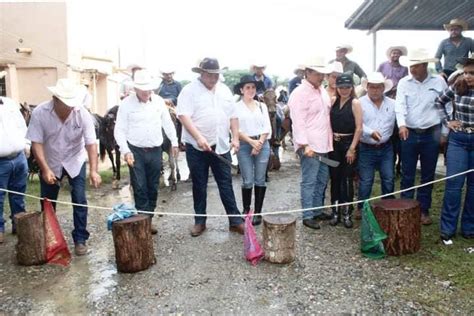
[177,58,244,237]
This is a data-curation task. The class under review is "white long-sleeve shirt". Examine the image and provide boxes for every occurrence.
[395,74,447,129]
[114,93,178,155]
[360,95,396,144]
[235,100,272,137]
[0,97,29,157]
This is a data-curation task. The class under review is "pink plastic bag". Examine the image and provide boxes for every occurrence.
[244,210,265,266]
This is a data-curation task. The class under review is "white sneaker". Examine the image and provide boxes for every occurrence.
[441,237,453,246]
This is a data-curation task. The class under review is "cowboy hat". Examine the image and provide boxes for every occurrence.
[126,63,145,72]
[129,69,160,91]
[329,61,344,74]
[336,73,354,88]
[361,72,394,93]
[443,18,468,31]
[335,44,353,54]
[300,56,332,74]
[399,48,439,67]
[159,67,175,74]
[386,46,408,59]
[192,58,224,74]
[48,79,87,108]
[457,52,474,66]
[250,62,267,72]
[233,74,265,95]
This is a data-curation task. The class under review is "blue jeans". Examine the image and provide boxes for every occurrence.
[0,152,28,232]
[358,143,394,208]
[185,144,243,226]
[237,140,270,188]
[40,163,89,244]
[440,132,474,237]
[298,150,329,220]
[400,126,440,214]
[128,144,162,215]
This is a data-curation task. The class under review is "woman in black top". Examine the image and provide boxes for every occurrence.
[329,74,363,228]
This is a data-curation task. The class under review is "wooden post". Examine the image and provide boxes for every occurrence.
[372,199,421,256]
[263,214,296,263]
[112,215,156,273]
[15,212,46,266]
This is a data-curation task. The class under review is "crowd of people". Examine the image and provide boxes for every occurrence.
[0,18,473,255]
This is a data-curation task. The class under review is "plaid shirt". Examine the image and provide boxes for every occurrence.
[436,86,474,128]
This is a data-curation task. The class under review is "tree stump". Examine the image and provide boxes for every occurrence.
[372,199,421,256]
[15,212,46,266]
[263,214,296,263]
[112,215,156,273]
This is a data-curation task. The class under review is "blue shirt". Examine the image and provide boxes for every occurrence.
[253,74,273,95]
[360,95,396,145]
[395,74,447,129]
[435,36,474,72]
[155,80,182,105]
[288,76,302,95]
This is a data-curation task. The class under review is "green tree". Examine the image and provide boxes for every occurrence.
[222,69,251,91]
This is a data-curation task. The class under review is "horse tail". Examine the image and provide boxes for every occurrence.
[99,141,106,162]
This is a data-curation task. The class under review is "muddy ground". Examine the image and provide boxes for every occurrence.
[0,150,472,314]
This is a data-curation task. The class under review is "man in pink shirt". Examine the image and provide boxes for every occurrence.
[289,57,333,229]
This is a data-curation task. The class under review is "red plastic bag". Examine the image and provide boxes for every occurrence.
[43,199,71,266]
[244,210,265,266]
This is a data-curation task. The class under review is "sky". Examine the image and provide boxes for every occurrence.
[65,0,474,81]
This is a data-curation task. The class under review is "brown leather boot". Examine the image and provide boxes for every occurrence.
[190,224,206,237]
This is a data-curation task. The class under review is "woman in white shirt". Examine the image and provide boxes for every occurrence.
[234,75,272,226]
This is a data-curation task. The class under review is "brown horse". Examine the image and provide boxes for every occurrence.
[161,104,181,191]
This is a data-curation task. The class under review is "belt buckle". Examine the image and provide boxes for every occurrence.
[333,134,341,141]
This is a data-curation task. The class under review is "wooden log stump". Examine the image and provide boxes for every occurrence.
[372,199,421,256]
[263,214,296,263]
[112,215,156,273]
[15,211,46,266]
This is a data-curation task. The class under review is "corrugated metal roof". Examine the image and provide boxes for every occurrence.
[345,0,474,33]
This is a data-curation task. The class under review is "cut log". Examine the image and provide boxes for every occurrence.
[112,214,155,273]
[263,214,296,263]
[15,211,46,266]
[372,199,421,256]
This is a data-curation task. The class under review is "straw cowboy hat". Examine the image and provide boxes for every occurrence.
[159,67,175,74]
[300,56,332,74]
[329,61,344,74]
[443,18,468,31]
[129,69,160,91]
[233,74,265,95]
[335,44,353,54]
[126,63,145,72]
[386,46,408,59]
[400,48,439,67]
[250,62,267,72]
[48,78,87,108]
[361,72,394,93]
[192,57,225,74]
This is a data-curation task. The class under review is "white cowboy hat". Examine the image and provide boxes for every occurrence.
[400,48,439,67]
[126,63,145,72]
[129,69,160,91]
[159,67,175,74]
[48,79,86,108]
[329,61,344,74]
[335,44,353,54]
[361,72,394,93]
[443,18,468,31]
[300,56,332,74]
[386,46,408,59]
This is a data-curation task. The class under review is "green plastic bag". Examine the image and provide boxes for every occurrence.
[360,201,388,259]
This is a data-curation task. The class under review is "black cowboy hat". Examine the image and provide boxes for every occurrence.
[336,73,354,88]
[192,57,224,74]
[233,75,265,95]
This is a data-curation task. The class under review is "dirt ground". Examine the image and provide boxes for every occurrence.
[0,150,472,314]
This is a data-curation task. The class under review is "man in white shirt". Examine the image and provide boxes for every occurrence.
[396,49,448,225]
[177,57,244,237]
[0,97,29,243]
[114,70,178,234]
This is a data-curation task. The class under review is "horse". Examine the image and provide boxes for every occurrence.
[19,103,40,180]
[98,105,121,189]
[161,104,181,191]
[263,89,281,171]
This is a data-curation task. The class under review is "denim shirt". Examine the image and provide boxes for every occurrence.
[155,80,182,106]
[435,36,474,72]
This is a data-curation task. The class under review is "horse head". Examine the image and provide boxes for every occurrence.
[263,89,277,113]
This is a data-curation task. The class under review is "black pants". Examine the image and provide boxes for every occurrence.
[329,138,356,206]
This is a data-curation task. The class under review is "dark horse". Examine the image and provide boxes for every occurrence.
[19,102,40,180]
[99,105,121,188]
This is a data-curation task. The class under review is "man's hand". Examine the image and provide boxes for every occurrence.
[197,137,212,152]
[447,120,462,131]
[89,171,102,188]
[41,168,56,185]
[303,145,315,158]
[171,146,179,158]
[371,131,382,142]
[231,138,240,153]
[125,152,135,167]
[399,126,409,141]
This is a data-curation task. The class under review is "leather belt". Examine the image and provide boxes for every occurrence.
[408,125,439,134]
[249,135,261,140]
[333,133,353,142]
[0,151,21,160]
[361,142,389,149]
[454,127,474,134]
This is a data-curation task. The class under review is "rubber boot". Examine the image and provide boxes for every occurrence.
[342,206,353,228]
[242,187,252,215]
[329,205,340,226]
[253,186,266,226]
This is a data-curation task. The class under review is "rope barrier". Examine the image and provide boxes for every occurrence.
[0,169,473,217]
